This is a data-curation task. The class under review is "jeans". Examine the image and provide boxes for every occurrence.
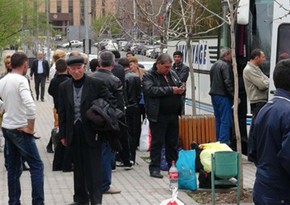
[2,128,44,205]
[211,95,233,143]
[101,142,114,192]
[149,114,179,172]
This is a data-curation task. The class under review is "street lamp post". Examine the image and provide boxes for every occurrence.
[84,0,89,54]
[46,0,50,64]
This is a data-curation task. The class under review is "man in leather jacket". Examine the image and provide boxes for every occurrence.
[172,51,189,114]
[209,48,234,144]
[118,57,141,164]
[91,51,131,195]
[142,53,184,179]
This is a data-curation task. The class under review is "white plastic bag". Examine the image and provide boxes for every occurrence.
[160,188,184,205]
[138,118,151,152]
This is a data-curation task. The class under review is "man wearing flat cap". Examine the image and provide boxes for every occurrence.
[58,53,114,205]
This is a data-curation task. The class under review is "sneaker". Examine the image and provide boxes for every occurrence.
[104,186,121,194]
[117,162,133,170]
[115,161,124,167]
[124,163,133,170]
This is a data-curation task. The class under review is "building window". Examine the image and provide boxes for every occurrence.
[80,0,84,25]
[91,0,96,19]
[57,0,61,13]
[69,0,73,25]
[102,0,106,16]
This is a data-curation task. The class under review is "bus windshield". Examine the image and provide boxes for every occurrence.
[250,1,273,75]
[276,24,290,62]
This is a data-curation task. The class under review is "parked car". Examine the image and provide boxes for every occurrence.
[141,45,153,56]
[139,61,154,71]
[55,34,62,41]
[93,39,118,51]
[146,46,154,57]
[62,40,83,48]
[118,41,128,51]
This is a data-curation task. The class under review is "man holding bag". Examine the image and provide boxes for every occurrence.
[142,54,184,178]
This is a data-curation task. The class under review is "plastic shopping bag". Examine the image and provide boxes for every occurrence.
[160,188,184,205]
[200,142,232,172]
[138,118,151,151]
[176,150,197,191]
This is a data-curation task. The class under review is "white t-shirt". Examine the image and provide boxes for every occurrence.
[0,73,36,129]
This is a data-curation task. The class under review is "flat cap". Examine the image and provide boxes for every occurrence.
[67,56,84,66]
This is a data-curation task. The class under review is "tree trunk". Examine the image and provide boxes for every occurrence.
[186,35,196,115]
[229,1,243,197]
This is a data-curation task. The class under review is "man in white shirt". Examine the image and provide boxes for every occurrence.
[0,52,44,205]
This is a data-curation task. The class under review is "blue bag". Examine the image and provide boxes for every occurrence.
[176,150,197,190]
[160,145,169,171]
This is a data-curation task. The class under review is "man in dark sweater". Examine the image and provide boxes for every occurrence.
[48,58,72,171]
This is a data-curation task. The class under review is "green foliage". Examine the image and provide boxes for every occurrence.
[0,0,47,48]
[91,15,121,36]
[0,0,23,47]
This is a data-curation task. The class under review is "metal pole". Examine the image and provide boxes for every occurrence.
[46,0,50,64]
[133,0,136,41]
[84,0,89,54]
[150,0,154,41]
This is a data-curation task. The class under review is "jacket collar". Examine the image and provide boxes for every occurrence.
[274,88,290,100]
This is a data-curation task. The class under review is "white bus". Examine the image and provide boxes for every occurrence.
[167,0,290,153]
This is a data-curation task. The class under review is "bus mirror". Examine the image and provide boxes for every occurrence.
[237,0,249,25]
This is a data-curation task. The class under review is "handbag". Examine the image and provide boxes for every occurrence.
[176,150,197,191]
[138,118,151,152]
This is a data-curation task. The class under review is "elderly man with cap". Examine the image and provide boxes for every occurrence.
[58,53,114,205]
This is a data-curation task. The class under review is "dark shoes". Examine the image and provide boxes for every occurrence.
[67,202,89,205]
[46,144,54,153]
[23,163,30,171]
[150,170,163,178]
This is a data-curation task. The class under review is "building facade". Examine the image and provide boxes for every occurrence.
[39,0,117,31]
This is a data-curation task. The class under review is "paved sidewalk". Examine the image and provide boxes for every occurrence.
[0,84,256,205]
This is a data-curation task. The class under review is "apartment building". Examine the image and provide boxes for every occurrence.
[38,0,117,29]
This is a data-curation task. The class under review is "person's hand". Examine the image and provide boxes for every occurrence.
[18,127,35,135]
[172,86,185,95]
[61,138,67,146]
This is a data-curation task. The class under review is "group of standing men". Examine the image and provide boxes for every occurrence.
[0,49,190,205]
[210,47,290,204]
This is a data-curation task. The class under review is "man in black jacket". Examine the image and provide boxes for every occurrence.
[58,55,114,205]
[91,51,131,195]
[30,51,49,101]
[119,57,141,164]
[47,58,72,171]
[172,51,189,114]
[142,53,184,178]
[209,48,233,144]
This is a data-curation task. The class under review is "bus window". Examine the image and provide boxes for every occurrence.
[276,24,290,63]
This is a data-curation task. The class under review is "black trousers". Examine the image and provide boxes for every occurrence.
[149,114,179,173]
[118,117,132,166]
[52,140,73,171]
[126,106,141,163]
[72,121,102,204]
[34,73,46,100]
[250,102,267,120]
